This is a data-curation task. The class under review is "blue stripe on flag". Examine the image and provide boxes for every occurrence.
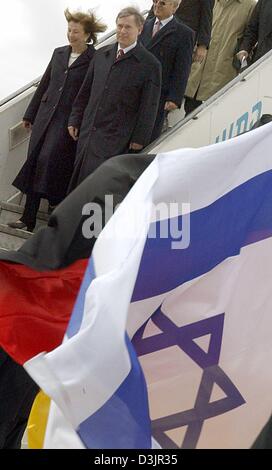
[77,334,151,449]
[66,258,96,338]
[132,170,272,301]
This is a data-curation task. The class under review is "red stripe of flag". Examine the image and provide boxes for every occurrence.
[0,259,87,365]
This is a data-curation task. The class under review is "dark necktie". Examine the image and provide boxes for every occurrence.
[116,49,125,60]
[152,20,161,37]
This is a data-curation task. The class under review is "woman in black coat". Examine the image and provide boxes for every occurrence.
[8,9,106,232]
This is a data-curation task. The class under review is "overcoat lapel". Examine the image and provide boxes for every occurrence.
[146,18,177,48]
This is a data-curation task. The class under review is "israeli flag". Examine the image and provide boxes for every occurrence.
[25,122,272,448]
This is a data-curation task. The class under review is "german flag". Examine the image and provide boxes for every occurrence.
[0,153,155,365]
[0,153,154,448]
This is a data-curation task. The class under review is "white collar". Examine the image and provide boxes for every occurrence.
[155,15,174,28]
[117,41,137,55]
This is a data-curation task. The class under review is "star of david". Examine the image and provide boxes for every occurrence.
[133,306,245,449]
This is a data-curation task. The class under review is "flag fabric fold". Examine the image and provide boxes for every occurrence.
[22,123,272,448]
[0,154,155,363]
[0,259,87,364]
[25,159,159,449]
[1,124,272,449]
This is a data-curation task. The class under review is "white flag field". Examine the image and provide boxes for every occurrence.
[25,122,272,449]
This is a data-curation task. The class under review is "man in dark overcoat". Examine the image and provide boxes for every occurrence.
[147,0,214,58]
[146,0,214,116]
[67,8,162,191]
[140,0,194,140]
[237,0,272,65]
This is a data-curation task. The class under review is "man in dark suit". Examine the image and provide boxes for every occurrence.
[237,0,272,65]
[147,0,214,116]
[68,7,161,190]
[147,0,214,58]
[140,0,194,140]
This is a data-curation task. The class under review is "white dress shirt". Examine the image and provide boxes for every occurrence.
[153,15,174,34]
[117,40,138,55]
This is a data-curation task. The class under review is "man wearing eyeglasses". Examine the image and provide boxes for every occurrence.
[146,0,214,117]
[140,0,194,140]
[147,1,214,62]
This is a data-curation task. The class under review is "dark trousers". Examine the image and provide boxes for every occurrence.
[184,95,202,116]
[0,349,39,449]
[20,193,60,231]
[151,98,168,142]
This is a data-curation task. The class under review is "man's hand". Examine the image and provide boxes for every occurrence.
[193,45,207,64]
[68,126,79,141]
[164,101,178,112]
[129,142,144,151]
[22,120,32,131]
[236,50,249,62]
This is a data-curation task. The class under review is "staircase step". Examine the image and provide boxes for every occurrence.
[0,199,49,251]
[0,223,32,238]
[7,193,50,214]
[0,201,49,221]
[0,223,32,251]
[0,210,48,231]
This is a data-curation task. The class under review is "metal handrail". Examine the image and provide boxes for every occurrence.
[0,9,149,108]
[0,78,41,108]
[144,48,272,152]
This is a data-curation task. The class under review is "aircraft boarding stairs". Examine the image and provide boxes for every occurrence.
[0,27,272,251]
[0,22,127,252]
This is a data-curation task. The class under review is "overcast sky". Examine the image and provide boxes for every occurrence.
[0,0,150,100]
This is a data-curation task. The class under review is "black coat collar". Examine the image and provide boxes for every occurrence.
[56,44,95,69]
[102,42,145,63]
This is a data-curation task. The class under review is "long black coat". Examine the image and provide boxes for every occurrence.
[239,0,272,63]
[140,17,194,107]
[13,45,95,201]
[147,0,214,47]
[68,42,161,190]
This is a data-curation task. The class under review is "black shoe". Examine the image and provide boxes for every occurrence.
[7,220,33,232]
